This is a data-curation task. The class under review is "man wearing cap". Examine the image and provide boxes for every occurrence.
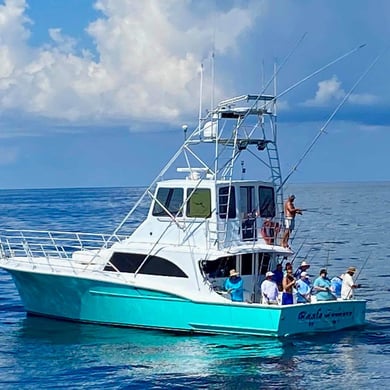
[224,269,244,302]
[313,269,336,301]
[341,266,360,300]
[261,271,279,304]
[281,194,303,248]
[295,272,311,303]
[294,260,310,279]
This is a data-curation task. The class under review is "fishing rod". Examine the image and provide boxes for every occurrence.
[291,238,307,265]
[280,49,384,189]
[354,251,372,288]
[300,208,333,217]
[289,219,303,245]
[343,252,371,300]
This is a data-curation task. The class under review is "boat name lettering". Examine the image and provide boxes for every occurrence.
[298,308,323,321]
[298,309,353,321]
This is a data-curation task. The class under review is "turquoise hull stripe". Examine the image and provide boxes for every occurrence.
[10,270,366,337]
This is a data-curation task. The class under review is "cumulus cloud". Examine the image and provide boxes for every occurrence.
[304,75,378,107]
[0,0,262,134]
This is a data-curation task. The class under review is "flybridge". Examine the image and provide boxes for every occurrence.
[213,94,275,119]
[200,94,276,148]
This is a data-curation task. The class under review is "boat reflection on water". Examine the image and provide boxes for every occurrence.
[14,316,289,369]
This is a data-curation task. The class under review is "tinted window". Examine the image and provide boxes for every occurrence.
[140,256,188,277]
[258,186,275,218]
[186,188,211,218]
[104,252,145,273]
[219,186,236,219]
[241,253,253,275]
[105,252,188,278]
[152,188,183,217]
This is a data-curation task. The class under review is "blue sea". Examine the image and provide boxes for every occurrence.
[1,183,390,389]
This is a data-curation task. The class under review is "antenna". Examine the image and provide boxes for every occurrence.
[198,63,204,135]
[211,51,215,113]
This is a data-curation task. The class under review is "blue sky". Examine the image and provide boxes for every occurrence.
[0,0,389,189]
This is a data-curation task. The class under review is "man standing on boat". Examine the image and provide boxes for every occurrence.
[313,269,336,301]
[282,264,296,305]
[341,266,361,300]
[224,269,244,302]
[261,271,279,304]
[281,194,302,248]
[295,272,311,303]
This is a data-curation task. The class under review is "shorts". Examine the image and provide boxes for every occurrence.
[284,217,295,231]
[282,292,294,305]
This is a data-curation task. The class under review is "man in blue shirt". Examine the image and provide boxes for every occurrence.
[313,269,336,301]
[272,263,284,291]
[296,271,311,303]
[224,269,244,302]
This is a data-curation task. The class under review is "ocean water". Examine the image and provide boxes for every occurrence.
[0,183,390,389]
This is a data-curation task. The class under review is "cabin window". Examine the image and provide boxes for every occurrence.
[186,188,211,218]
[201,256,236,278]
[218,186,236,219]
[240,186,256,240]
[241,253,253,275]
[139,256,188,278]
[104,252,188,278]
[104,252,145,273]
[152,187,183,217]
[240,186,255,216]
[258,186,275,218]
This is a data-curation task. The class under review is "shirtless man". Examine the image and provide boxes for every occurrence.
[281,194,302,248]
[282,264,296,305]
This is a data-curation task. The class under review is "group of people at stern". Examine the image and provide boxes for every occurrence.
[260,261,361,305]
[223,262,361,305]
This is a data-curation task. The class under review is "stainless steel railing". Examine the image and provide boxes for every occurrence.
[0,229,127,260]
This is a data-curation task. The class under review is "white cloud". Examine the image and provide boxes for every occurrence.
[304,75,345,106]
[304,75,379,107]
[0,0,263,133]
[347,93,378,105]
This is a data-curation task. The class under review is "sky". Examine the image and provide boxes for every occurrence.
[0,0,389,189]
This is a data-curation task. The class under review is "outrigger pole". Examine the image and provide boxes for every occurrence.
[276,43,366,101]
[280,47,383,189]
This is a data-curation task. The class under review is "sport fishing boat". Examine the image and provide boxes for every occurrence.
[0,92,366,337]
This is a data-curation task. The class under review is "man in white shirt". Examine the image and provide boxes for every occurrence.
[341,266,361,300]
[261,271,279,304]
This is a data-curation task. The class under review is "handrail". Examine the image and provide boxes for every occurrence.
[0,229,127,261]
